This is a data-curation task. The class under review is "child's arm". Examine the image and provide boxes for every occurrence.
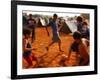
[24,45,33,51]
[45,26,50,36]
[78,43,89,65]
[67,47,72,60]
[58,22,63,31]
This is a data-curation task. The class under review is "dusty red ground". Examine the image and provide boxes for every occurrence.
[23,27,80,68]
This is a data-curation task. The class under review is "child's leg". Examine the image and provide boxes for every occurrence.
[58,40,63,52]
[46,41,55,51]
[24,56,32,67]
[30,53,38,67]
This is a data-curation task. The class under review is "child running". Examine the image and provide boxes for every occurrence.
[46,14,63,52]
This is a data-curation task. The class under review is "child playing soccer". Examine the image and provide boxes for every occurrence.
[46,14,63,52]
[67,31,89,66]
[23,29,37,68]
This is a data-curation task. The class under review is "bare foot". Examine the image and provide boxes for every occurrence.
[59,50,64,52]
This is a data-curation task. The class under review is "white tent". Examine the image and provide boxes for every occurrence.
[65,20,77,32]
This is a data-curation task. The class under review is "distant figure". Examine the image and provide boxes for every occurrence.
[76,16,83,32]
[81,21,90,39]
[68,31,89,66]
[23,29,37,68]
[23,16,27,26]
[46,14,63,52]
[27,14,36,42]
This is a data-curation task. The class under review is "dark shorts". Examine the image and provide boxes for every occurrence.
[52,35,60,42]
[23,51,31,57]
[23,51,32,65]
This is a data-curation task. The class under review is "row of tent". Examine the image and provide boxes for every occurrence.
[38,17,77,34]
[23,15,77,34]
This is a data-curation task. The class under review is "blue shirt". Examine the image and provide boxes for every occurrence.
[77,22,83,32]
[49,20,58,36]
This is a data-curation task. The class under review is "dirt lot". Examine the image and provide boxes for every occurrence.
[23,27,80,68]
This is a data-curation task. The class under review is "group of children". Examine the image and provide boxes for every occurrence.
[64,16,90,66]
[22,14,90,68]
